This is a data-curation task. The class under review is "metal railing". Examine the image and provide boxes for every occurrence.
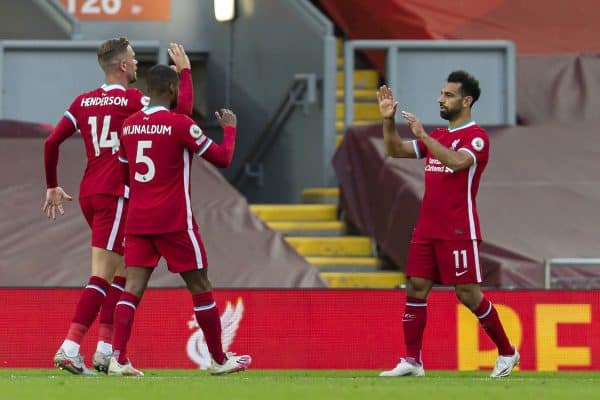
[342,39,516,128]
[544,258,600,289]
[33,0,81,39]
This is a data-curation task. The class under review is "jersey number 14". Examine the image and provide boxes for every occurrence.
[88,115,119,156]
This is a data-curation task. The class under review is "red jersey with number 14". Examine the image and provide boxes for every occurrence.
[119,106,217,235]
[65,84,148,197]
[412,121,489,240]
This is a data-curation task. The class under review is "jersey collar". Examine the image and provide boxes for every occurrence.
[448,120,476,132]
[142,105,169,115]
[101,83,127,92]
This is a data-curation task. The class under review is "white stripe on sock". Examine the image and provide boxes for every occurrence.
[194,302,216,312]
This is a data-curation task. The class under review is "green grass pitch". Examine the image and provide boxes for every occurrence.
[1,369,600,400]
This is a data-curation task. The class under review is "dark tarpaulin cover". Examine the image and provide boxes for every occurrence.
[0,121,325,288]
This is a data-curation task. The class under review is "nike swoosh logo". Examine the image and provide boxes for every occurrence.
[455,270,468,277]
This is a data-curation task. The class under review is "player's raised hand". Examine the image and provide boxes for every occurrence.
[377,85,399,119]
[168,42,191,73]
[215,109,237,128]
[401,111,427,139]
[42,187,73,220]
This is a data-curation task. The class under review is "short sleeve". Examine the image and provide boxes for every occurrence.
[412,140,427,159]
[177,116,213,155]
[458,130,489,164]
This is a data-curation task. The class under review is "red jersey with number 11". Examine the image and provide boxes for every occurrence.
[412,121,489,240]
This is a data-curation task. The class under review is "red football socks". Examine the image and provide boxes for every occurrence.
[112,291,140,364]
[403,296,427,364]
[66,276,110,343]
[98,275,126,343]
[473,297,514,356]
[192,292,226,365]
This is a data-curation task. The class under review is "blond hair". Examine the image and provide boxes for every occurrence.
[97,37,130,72]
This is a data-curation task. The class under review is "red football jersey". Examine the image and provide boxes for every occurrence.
[65,84,148,198]
[412,121,489,240]
[119,106,218,235]
[44,69,194,198]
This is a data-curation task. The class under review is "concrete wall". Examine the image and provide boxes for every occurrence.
[0,41,161,124]
[0,1,70,39]
[205,0,336,203]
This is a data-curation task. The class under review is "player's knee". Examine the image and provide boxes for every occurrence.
[182,270,212,294]
[406,277,430,297]
[124,279,146,298]
[454,286,479,309]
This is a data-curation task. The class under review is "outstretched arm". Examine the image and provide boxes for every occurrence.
[197,109,237,168]
[168,42,194,116]
[401,111,473,171]
[378,85,417,158]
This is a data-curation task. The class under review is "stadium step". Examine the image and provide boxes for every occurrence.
[320,272,405,288]
[307,256,381,272]
[249,204,337,222]
[265,220,345,236]
[336,70,379,90]
[301,187,339,204]
[336,102,380,120]
[250,37,392,288]
[336,89,378,102]
[284,236,374,257]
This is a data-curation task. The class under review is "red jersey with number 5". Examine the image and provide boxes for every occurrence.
[44,68,194,197]
[119,106,218,235]
[64,84,148,198]
[411,122,489,240]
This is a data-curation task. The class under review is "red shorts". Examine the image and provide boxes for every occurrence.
[406,237,482,285]
[124,230,208,273]
[79,195,127,255]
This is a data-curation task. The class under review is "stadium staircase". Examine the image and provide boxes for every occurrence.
[250,39,405,288]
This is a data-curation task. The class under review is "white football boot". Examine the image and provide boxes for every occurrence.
[107,356,144,377]
[490,349,520,378]
[209,352,252,375]
[379,358,425,377]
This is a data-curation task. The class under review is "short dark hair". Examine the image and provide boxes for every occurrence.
[97,37,130,71]
[146,65,179,97]
[447,70,481,107]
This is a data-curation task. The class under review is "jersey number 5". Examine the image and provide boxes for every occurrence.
[134,140,156,183]
[88,115,119,156]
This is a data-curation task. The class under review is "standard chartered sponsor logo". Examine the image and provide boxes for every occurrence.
[425,159,454,173]
[186,298,244,369]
